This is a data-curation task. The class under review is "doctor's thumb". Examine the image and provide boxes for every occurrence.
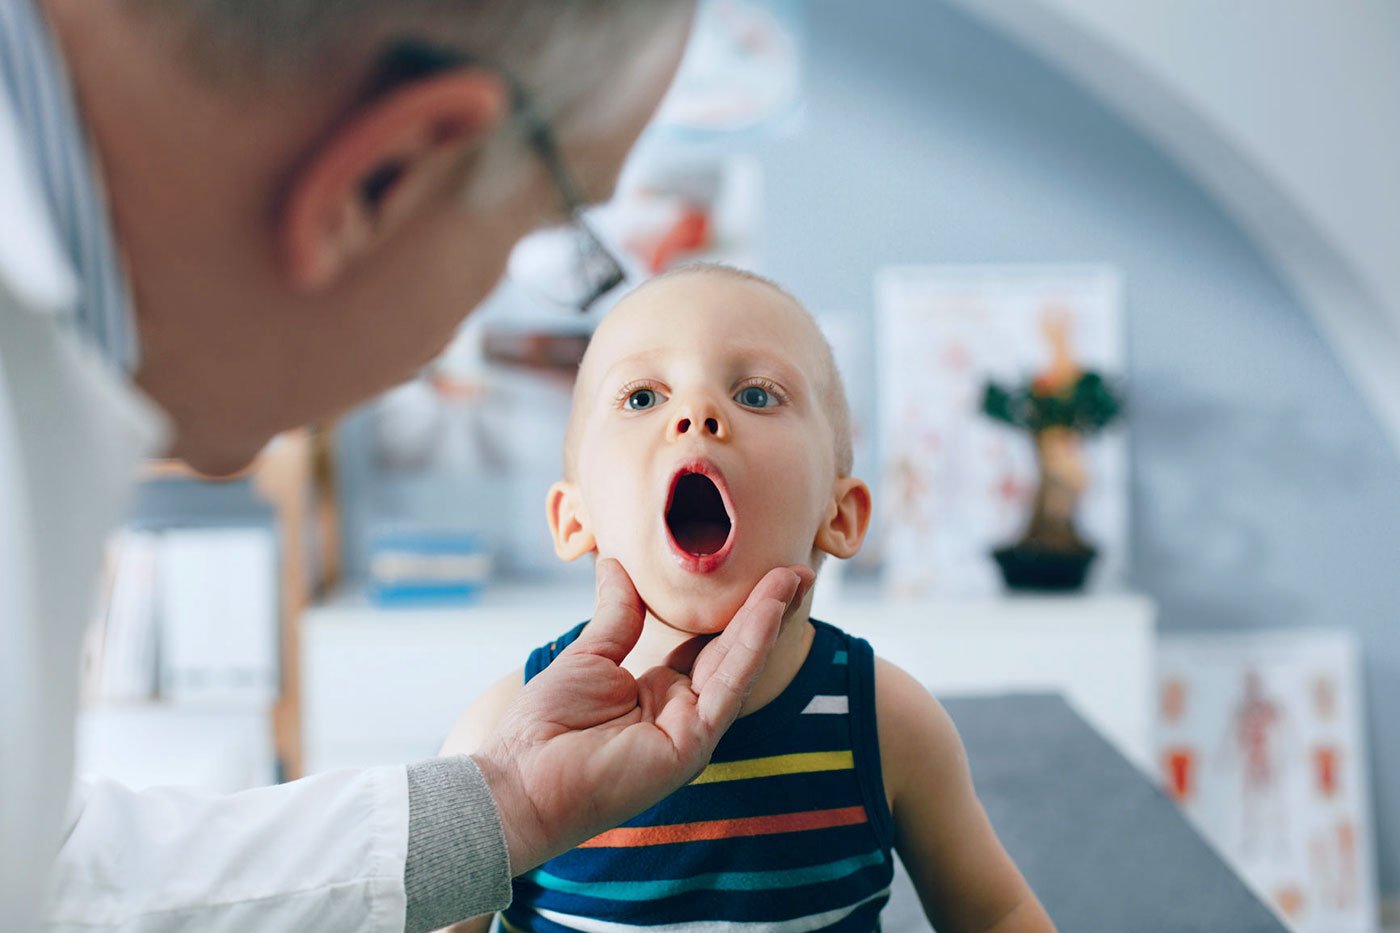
[565,558,647,666]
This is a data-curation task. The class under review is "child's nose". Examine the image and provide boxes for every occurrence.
[670,401,727,442]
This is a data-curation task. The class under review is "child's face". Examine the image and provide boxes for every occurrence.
[553,273,861,635]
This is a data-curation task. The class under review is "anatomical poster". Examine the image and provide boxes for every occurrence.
[1158,630,1378,933]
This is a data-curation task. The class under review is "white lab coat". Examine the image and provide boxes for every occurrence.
[0,81,413,932]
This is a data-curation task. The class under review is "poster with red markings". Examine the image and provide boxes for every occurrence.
[1157,631,1378,933]
[874,265,1127,596]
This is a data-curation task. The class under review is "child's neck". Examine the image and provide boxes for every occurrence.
[621,599,817,718]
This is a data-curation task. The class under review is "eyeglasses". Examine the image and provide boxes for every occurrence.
[380,42,627,313]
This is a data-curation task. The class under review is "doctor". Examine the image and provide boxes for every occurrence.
[0,1,815,930]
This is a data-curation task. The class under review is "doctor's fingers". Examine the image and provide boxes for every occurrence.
[564,558,646,666]
[691,565,811,730]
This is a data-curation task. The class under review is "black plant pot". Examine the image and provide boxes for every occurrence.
[992,543,1097,592]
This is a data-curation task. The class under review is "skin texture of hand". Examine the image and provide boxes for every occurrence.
[467,558,815,875]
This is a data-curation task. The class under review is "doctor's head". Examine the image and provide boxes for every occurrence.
[44,0,694,473]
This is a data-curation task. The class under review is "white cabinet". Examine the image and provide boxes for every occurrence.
[846,594,1157,770]
[301,587,1156,775]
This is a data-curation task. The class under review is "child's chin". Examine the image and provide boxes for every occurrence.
[650,593,746,637]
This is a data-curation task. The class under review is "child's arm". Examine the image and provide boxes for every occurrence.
[876,658,1055,932]
[433,668,528,933]
[440,667,527,759]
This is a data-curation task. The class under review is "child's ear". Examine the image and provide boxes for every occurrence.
[546,481,596,561]
[815,477,872,560]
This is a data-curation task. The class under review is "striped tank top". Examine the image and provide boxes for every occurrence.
[503,619,895,932]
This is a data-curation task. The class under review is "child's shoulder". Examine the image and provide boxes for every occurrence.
[871,654,967,806]
[523,620,590,682]
[440,665,527,756]
[806,616,868,660]
[797,626,964,815]
[441,621,591,755]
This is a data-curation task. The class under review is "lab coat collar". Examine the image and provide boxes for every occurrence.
[0,75,76,317]
[0,0,141,369]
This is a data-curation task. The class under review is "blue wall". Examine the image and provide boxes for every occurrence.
[753,0,1400,894]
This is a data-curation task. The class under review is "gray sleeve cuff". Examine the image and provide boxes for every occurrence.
[403,755,513,933]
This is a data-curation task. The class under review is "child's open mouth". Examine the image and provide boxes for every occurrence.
[664,462,736,572]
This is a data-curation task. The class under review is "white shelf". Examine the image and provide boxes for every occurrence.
[75,704,277,792]
[301,585,1156,775]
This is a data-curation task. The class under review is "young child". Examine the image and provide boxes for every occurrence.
[444,264,1054,932]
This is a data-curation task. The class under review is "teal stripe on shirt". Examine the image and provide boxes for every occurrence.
[528,849,886,901]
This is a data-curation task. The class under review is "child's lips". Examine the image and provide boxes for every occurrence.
[663,458,737,574]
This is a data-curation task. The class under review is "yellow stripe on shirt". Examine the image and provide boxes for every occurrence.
[689,750,854,785]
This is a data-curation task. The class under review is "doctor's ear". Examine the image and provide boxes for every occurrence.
[815,477,872,560]
[546,481,597,561]
[279,68,508,291]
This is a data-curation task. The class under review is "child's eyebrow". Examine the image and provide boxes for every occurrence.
[595,350,664,390]
[597,347,810,393]
[726,348,809,393]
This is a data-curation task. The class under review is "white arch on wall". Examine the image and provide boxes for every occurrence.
[950,0,1400,456]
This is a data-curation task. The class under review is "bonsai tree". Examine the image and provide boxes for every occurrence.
[981,313,1122,587]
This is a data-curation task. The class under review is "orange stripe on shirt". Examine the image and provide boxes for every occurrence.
[579,805,868,849]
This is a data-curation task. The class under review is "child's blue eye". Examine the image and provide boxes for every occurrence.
[735,386,774,409]
[626,388,660,410]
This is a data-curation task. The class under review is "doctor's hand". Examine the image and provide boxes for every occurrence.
[468,558,814,875]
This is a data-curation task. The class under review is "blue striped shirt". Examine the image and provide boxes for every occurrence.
[0,0,138,370]
[506,620,896,932]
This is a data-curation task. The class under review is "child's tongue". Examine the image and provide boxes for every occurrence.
[672,518,730,556]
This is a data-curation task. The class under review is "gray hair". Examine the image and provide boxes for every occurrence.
[130,1,691,135]
[128,1,692,208]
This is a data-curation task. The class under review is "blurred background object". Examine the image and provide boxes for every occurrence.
[982,306,1124,590]
[1158,632,1378,932]
[876,264,1127,597]
[83,432,319,785]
